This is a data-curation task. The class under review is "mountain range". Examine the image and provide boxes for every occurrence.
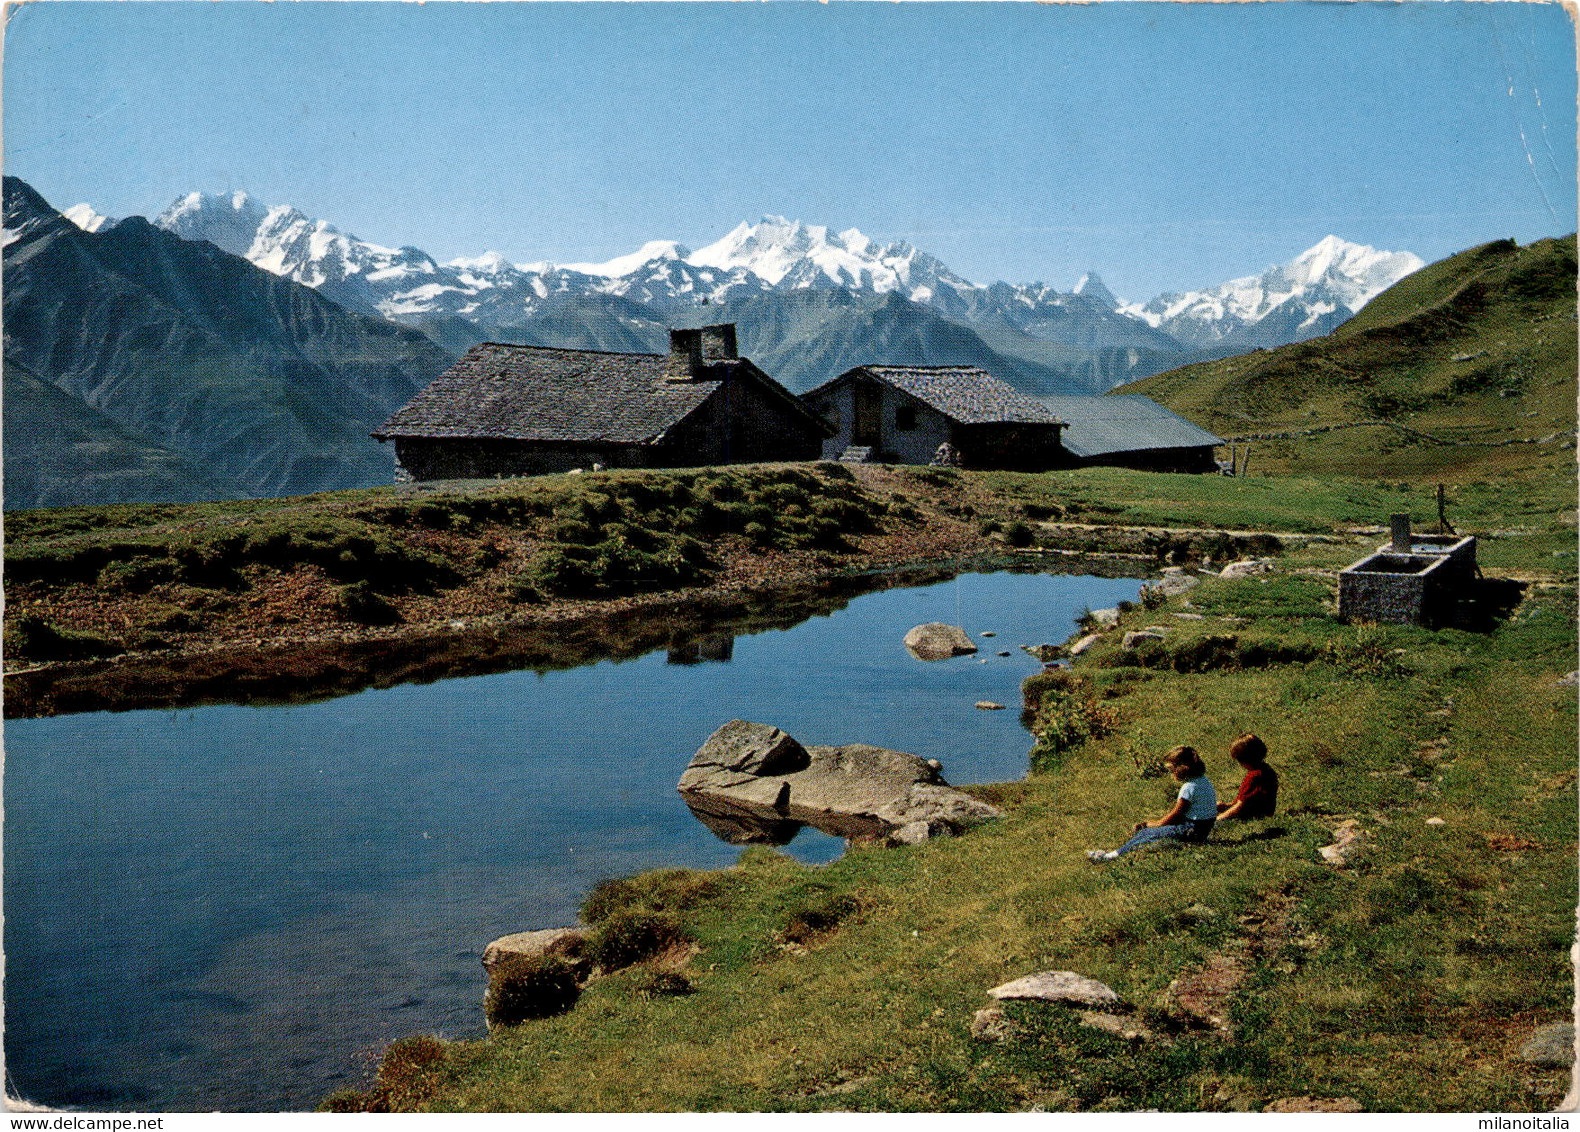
[132,192,1422,389]
[8,175,1428,508]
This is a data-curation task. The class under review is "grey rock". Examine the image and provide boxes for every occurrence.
[1158,570,1200,597]
[1558,670,1579,688]
[1022,643,1063,661]
[1265,1097,1363,1113]
[678,720,1002,847]
[483,927,588,974]
[1318,819,1368,866]
[1122,630,1165,649]
[1068,633,1101,657]
[975,701,1006,711]
[997,650,1012,657]
[1089,608,1121,627]
[1220,558,1273,579]
[970,1006,1018,1042]
[904,622,977,660]
[1519,1022,1576,1066]
[987,970,1125,1010]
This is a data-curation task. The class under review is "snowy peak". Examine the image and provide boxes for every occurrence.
[565,239,691,278]
[685,214,979,304]
[155,190,269,258]
[1072,272,1117,307]
[63,203,117,233]
[1120,236,1425,349]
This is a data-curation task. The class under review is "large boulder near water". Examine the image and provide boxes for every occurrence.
[903,623,977,660]
[482,927,589,976]
[678,720,1002,846]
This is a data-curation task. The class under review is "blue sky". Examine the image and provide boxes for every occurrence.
[5,1,1575,300]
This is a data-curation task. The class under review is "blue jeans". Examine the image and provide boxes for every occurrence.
[1115,819,1214,856]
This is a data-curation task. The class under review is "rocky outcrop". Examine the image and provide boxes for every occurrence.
[677,720,1002,846]
[482,927,589,976]
[903,623,977,660]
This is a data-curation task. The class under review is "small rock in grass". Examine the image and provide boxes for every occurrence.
[1121,630,1164,649]
[970,1006,1018,1043]
[1558,671,1579,688]
[1265,1097,1363,1113]
[1089,608,1121,627]
[1068,633,1100,657]
[987,970,1125,1010]
[1220,558,1273,579]
[1425,816,1446,826]
[1318,820,1368,866]
[975,701,1006,711]
[1519,1022,1576,1066]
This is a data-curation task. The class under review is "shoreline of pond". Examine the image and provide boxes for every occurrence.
[4,549,1152,719]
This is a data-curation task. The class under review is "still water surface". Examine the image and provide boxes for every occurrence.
[4,569,1142,1110]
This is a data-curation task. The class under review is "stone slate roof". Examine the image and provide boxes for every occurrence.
[809,365,1065,426]
[1031,395,1223,458]
[374,343,724,443]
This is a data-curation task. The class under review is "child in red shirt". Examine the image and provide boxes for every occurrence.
[1217,733,1278,821]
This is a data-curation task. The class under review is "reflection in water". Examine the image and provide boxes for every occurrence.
[4,568,1144,1110]
[666,634,736,666]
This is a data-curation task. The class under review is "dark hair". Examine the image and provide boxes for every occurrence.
[1229,733,1268,767]
[1163,745,1205,778]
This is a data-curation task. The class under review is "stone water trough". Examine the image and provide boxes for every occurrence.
[677,719,1002,847]
[1337,514,1477,627]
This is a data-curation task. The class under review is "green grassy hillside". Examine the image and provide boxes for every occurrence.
[1123,235,1577,481]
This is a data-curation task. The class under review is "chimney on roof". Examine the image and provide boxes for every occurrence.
[667,324,738,380]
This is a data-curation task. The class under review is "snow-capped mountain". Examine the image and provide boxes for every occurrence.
[63,203,118,233]
[1121,235,1426,351]
[128,190,1423,383]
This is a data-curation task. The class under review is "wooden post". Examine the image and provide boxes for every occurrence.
[1240,442,1252,477]
[1437,484,1455,535]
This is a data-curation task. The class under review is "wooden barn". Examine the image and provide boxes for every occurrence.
[802,364,1067,470]
[373,324,831,481]
[1031,395,1224,473]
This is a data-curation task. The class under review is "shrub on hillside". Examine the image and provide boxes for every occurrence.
[1004,521,1034,548]
[335,581,401,625]
[4,615,123,662]
[581,869,723,924]
[781,891,865,945]
[585,911,689,972]
[484,955,581,1027]
[632,968,693,999]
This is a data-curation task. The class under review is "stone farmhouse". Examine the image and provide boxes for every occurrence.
[801,364,1068,471]
[372,325,831,481]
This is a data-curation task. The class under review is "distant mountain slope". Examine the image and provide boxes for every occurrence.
[1121,234,1577,480]
[3,177,453,505]
[670,289,1101,394]
[4,355,244,509]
